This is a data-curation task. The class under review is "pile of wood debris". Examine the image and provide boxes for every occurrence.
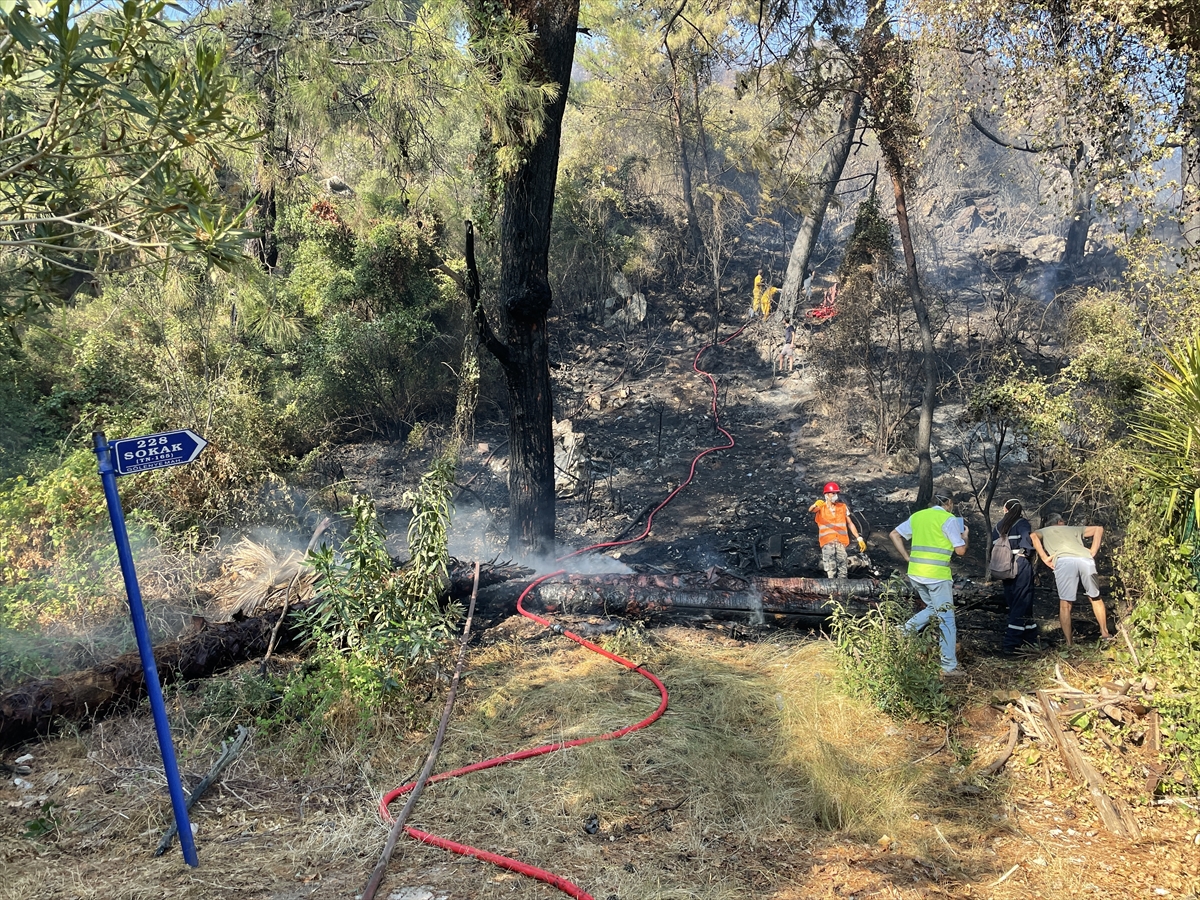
[979,664,1186,840]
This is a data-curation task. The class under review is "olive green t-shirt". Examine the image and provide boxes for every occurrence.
[1033,525,1090,561]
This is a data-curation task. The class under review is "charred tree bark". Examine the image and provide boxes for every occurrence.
[1,558,979,747]
[664,16,703,256]
[887,159,936,509]
[466,0,581,554]
[246,55,280,270]
[1061,145,1094,270]
[865,0,934,508]
[780,85,865,320]
[0,610,304,749]
[523,571,882,620]
[0,560,529,748]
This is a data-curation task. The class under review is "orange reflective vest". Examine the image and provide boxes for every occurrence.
[813,501,850,547]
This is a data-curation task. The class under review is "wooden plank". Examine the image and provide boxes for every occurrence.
[1036,690,1141,839]
[1037,690,1081,780]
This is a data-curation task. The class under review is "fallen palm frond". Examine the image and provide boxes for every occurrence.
[204,539,317,622]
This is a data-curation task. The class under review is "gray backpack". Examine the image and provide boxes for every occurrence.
[988,534,1020,581]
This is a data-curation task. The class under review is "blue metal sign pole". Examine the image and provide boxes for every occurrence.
[93,432,199,867]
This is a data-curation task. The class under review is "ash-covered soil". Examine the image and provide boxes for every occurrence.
[328,297,1098,654]
[3,297,1198,900]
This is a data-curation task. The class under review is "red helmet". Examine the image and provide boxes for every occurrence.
[823,482,840,494]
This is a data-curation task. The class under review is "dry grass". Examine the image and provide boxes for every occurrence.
[359,627,970,898]
[0,625,990,900]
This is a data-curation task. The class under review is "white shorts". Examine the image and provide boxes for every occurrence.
[1053,556,1099,602]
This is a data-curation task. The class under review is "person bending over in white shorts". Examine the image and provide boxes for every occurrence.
[1031,512,1113,646]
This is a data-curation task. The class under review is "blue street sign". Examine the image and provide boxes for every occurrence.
[111,429,207,476]
[94,432,202,867]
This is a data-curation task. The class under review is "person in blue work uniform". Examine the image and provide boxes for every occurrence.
[889,493,969,677]
[992,499,1038,654]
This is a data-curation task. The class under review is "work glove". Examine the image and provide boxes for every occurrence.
[857,537,867,552]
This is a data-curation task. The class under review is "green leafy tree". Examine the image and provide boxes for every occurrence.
[754,0,871,318]
[0,0,255,322]
[908,0,1185,269]
[951,369,1072,558]
[203,0,462,268]
[569,1,773,298]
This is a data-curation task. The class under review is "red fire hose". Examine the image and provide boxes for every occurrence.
[377,326,745,898]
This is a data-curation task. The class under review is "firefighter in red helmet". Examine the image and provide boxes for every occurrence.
[808,482,865,578]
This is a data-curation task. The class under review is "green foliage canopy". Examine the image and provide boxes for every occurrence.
[0,0,255,322]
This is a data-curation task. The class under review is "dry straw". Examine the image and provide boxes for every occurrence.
[0,627,986,899]
[204,538,315,621]
[361,629,959,898]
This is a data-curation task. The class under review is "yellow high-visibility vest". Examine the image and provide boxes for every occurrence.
[907,507,954,580]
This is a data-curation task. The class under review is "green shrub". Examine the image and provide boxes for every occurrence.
[0,626,64,688]
[0,449,146,684]
[282,214,462,439]
[1112,329,1200,792]
[0,334,55,479]
[277,197,356,272]
[828,582,951,724]
[282,240,347,320]
[550,156,645,311]
[194,656,400,759]
[214,472,459,750]
[0,450,120,619]
[302,470,459,681]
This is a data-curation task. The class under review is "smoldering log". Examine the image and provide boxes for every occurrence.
[0,561,915,748]
[0,609,304,749]
[520,572,886,620]
[0,561,532,749]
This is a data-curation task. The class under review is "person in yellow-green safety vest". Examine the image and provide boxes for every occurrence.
[889,493,970,677]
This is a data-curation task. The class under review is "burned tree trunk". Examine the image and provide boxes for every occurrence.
[864,0,934,509]
[1,560,936,747]
[888,159,937,510]
[780,84,865,321]
[466,0,582,555]
[665,39,704,257]
[0,610,303,749]
[530,572,881,620]
[478,570,892,623]
[1061,145,1094,270]
[0,560,530,747]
